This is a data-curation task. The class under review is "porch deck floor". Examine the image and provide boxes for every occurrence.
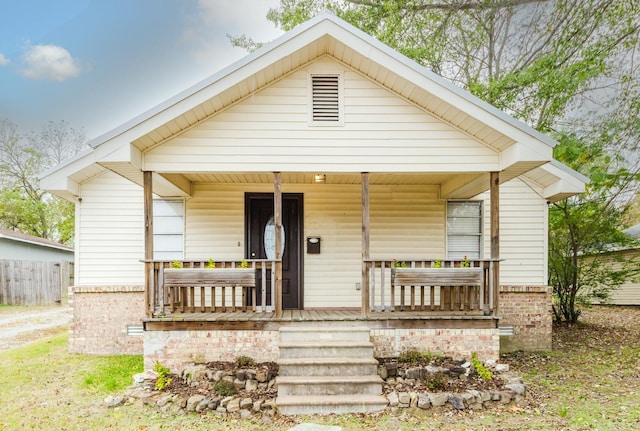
[144,310,497,330]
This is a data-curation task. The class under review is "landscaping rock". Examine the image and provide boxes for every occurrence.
[240,398,253,410]
[429,393,449,407]
[448,394,465,410]
[387,391,399,407]
[186,394,205,412]
[417,393,431,409]
[104,395,125,408]
[398,392,410,407]
[506,383,526,396]
[227,398,240,413]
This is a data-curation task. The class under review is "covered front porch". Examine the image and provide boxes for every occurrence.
[142,171,503,323]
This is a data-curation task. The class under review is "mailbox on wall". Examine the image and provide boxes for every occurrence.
[306,237,321,254]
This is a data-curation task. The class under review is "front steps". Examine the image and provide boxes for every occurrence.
[276,325,388,415]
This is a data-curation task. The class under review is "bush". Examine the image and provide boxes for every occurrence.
[213,380,237,396]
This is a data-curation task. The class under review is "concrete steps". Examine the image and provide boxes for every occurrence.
[276,325,388,415]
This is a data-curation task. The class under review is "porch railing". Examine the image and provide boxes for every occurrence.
[147,259,278,317]
[365,259,500,315]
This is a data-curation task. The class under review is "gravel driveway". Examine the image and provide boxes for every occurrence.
[0,306,70,350]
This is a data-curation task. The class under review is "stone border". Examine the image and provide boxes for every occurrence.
[111,360,526,416]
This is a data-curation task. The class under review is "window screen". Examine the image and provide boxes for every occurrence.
[153,199,184,260]
[447,201,482,259]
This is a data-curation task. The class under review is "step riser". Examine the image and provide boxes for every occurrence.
[279,364,378,376]
[279,346,373,358]
[277,402,388,415]
[280,331,371,343]
[278,382,382,396]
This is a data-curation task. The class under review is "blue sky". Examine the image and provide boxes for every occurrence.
[0,0,283,140]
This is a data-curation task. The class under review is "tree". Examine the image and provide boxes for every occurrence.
[550,131,640,323]
[251,0,640,321]
[0,119,86,244]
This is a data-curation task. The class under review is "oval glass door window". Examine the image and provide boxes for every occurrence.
[264,216,285,260]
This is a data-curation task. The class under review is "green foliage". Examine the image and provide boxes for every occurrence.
[433,259,442,268]
[213,379,237,396]
[240,259,249,268]
[392,259,407,268]
[153,361,172,391]
[235,355,256,367]
[471,352,492,381]
[170,260,183,269]
[423,371,449,391]
[0,119,86,244]
[460,256,470,268]
[82,355,143,394]
[206,258,216,269]
[549,132,640,322]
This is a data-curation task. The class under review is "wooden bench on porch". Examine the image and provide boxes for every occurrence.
[390,267,485,312]
[163,268,256,313]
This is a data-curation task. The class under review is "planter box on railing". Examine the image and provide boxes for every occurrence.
[390,267,485,312]
[163,268,255,313]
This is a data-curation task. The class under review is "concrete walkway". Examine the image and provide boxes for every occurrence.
[0,306,70,349]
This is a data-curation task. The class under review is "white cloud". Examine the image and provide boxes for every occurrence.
[0,54,9,66]
[20,44,83,81]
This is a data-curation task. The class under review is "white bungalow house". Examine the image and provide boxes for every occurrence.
[42,13,586,413]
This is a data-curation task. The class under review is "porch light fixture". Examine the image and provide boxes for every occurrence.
[314,174,326,183]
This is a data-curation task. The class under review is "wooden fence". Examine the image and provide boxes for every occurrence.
[0,260,74,305]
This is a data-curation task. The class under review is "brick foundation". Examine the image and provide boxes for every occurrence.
[498,285,553,352]
[68,285,145,355]
[370,328,500,361]
[144,327,500,372]
[143,330,280,372]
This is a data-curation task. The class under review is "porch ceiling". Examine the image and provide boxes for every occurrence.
[182,172,468,186]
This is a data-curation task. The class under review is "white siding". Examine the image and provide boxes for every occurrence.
[479,178,548,286]
[144,58,499,173]
[183,184,445,308]
[74,174,548,296]
[76,171,144,285]
[590,250,640,305]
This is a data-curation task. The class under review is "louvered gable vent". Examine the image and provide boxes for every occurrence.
[311,75,340,122]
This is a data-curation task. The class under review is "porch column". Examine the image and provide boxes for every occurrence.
[490,171,500,314]
[361,172,370,317]
[273,172,283,318]
[143,171,154,317]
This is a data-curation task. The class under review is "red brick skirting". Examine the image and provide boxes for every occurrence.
[499,285,552,352]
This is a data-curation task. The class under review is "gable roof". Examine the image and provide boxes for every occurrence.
[0,229,73,253]
[41,11,586,202]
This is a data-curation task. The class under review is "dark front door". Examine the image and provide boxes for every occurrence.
[245,193,303,310]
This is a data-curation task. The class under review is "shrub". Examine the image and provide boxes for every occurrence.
[423,372,449,391]
[213,380,237,396]
[154,361,172,391]
[471,352,493,380]
[235,355,256,367]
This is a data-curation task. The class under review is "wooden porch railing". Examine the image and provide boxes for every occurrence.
[365,259,500,315]
[147,259,278,317]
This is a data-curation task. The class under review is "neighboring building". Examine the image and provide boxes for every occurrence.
[0,229,74,305]
[41,13,587,412]
[591,224,640,305]
[0,229,74,261]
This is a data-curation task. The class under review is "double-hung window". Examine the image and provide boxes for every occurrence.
[446,201,482,259]
[153,199,184,260]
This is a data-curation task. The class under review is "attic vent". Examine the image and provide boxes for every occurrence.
[311,74,341,123]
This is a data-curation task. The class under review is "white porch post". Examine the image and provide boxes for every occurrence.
[490,171,500,314]
[143,171,154,317]
[361,172,370,317]
[274,172,283,318]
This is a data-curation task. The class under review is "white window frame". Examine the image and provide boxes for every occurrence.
[446,200,483,259]
[308,73,344,126]
[153,198,185,260]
